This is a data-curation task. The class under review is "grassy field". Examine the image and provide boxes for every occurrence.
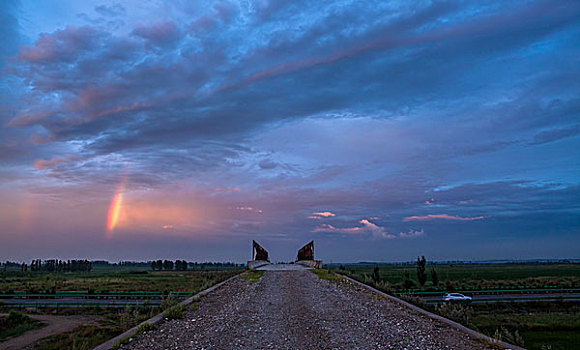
[470,301,580,350]
[0,269,243,294]
[329,262,580,290]
[330,262,580,350]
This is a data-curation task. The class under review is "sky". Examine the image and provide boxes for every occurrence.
[0,0,579,263]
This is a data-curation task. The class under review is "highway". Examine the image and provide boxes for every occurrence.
[420,293,580,304]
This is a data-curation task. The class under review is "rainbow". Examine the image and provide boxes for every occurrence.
[106,176,127,235]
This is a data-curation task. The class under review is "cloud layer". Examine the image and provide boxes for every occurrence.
[0,0,578,262]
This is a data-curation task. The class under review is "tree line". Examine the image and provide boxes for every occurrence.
[19,259,93,273]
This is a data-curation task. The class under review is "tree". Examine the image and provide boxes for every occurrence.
[431,268,439,287]
[403,271,414,289]
[371,266,380,284]
[416,256,427,287]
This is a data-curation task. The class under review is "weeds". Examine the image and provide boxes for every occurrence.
[162,304,184,320]
[240,270,264,284]
[0,311,45,341]
[435,302,473,325]
[310,269,342,281]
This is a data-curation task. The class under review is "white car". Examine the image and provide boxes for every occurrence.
[443,293,472,302]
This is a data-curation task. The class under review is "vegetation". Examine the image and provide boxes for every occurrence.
[0,269,242,294]
[240,270,264,284]
[162,304,185,320]
[471,301,580,350]
[416,256,427,286]
[36,325,120,350]
[328,262,580,291]
[0,311,45,341]
[310,269,342,281]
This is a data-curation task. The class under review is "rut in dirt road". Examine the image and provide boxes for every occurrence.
[124,270,495,350]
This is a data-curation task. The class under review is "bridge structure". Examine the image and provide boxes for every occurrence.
[247,240,322,270]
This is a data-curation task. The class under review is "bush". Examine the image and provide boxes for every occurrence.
[163,305,184,320]
[161,295,178,310]
[136,322,155,333]
[435,302,473,325]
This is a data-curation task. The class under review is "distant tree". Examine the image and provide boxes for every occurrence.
[431,268,439,287]
[372,266,380,284]
[403,271,414,289]
[163,260,174,271]
[339,265,345,271]
[416,256,427,287]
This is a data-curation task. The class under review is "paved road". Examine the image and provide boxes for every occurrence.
[125,270,498,349]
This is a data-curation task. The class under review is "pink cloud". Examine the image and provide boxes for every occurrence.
[403,214,485,222]
[215,186,242,192]
[312,211,336,218]
[312,223,363,234]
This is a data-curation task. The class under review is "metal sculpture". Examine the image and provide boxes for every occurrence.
[252,240,269,261]
[296,240,315,261]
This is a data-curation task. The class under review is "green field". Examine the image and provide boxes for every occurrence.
[329,262,580,291]
[330,262,580,350]
[0,269,242,294]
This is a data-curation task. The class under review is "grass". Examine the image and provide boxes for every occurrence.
[470,301,580,350]
[310,269,342,281]
[162,304,184,320]
[239,270,264,284]
[35,325,120,350]
[0,311,46,341]
[0,269,242,294]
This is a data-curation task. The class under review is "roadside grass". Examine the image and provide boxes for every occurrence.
[240,270,264,284]
[0,311,46,341]
[110,322,156,350]
[35,325,120,350]
[162,304,184,320]
[310,269,342,281]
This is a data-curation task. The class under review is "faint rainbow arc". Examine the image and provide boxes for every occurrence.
[106,176,128,236]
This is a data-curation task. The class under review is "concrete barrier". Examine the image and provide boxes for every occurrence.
[247,260,270,270]
[296,260,322,269]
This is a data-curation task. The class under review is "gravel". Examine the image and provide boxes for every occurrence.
[124,271,494,350]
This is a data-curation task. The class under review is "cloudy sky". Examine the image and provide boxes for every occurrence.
[1,0,578,263]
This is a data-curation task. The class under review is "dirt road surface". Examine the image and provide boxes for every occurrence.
[124,270,496,349]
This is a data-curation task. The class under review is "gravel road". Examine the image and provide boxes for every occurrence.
[124,271,495,349]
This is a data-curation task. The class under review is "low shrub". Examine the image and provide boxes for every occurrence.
[163,305,184,320]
